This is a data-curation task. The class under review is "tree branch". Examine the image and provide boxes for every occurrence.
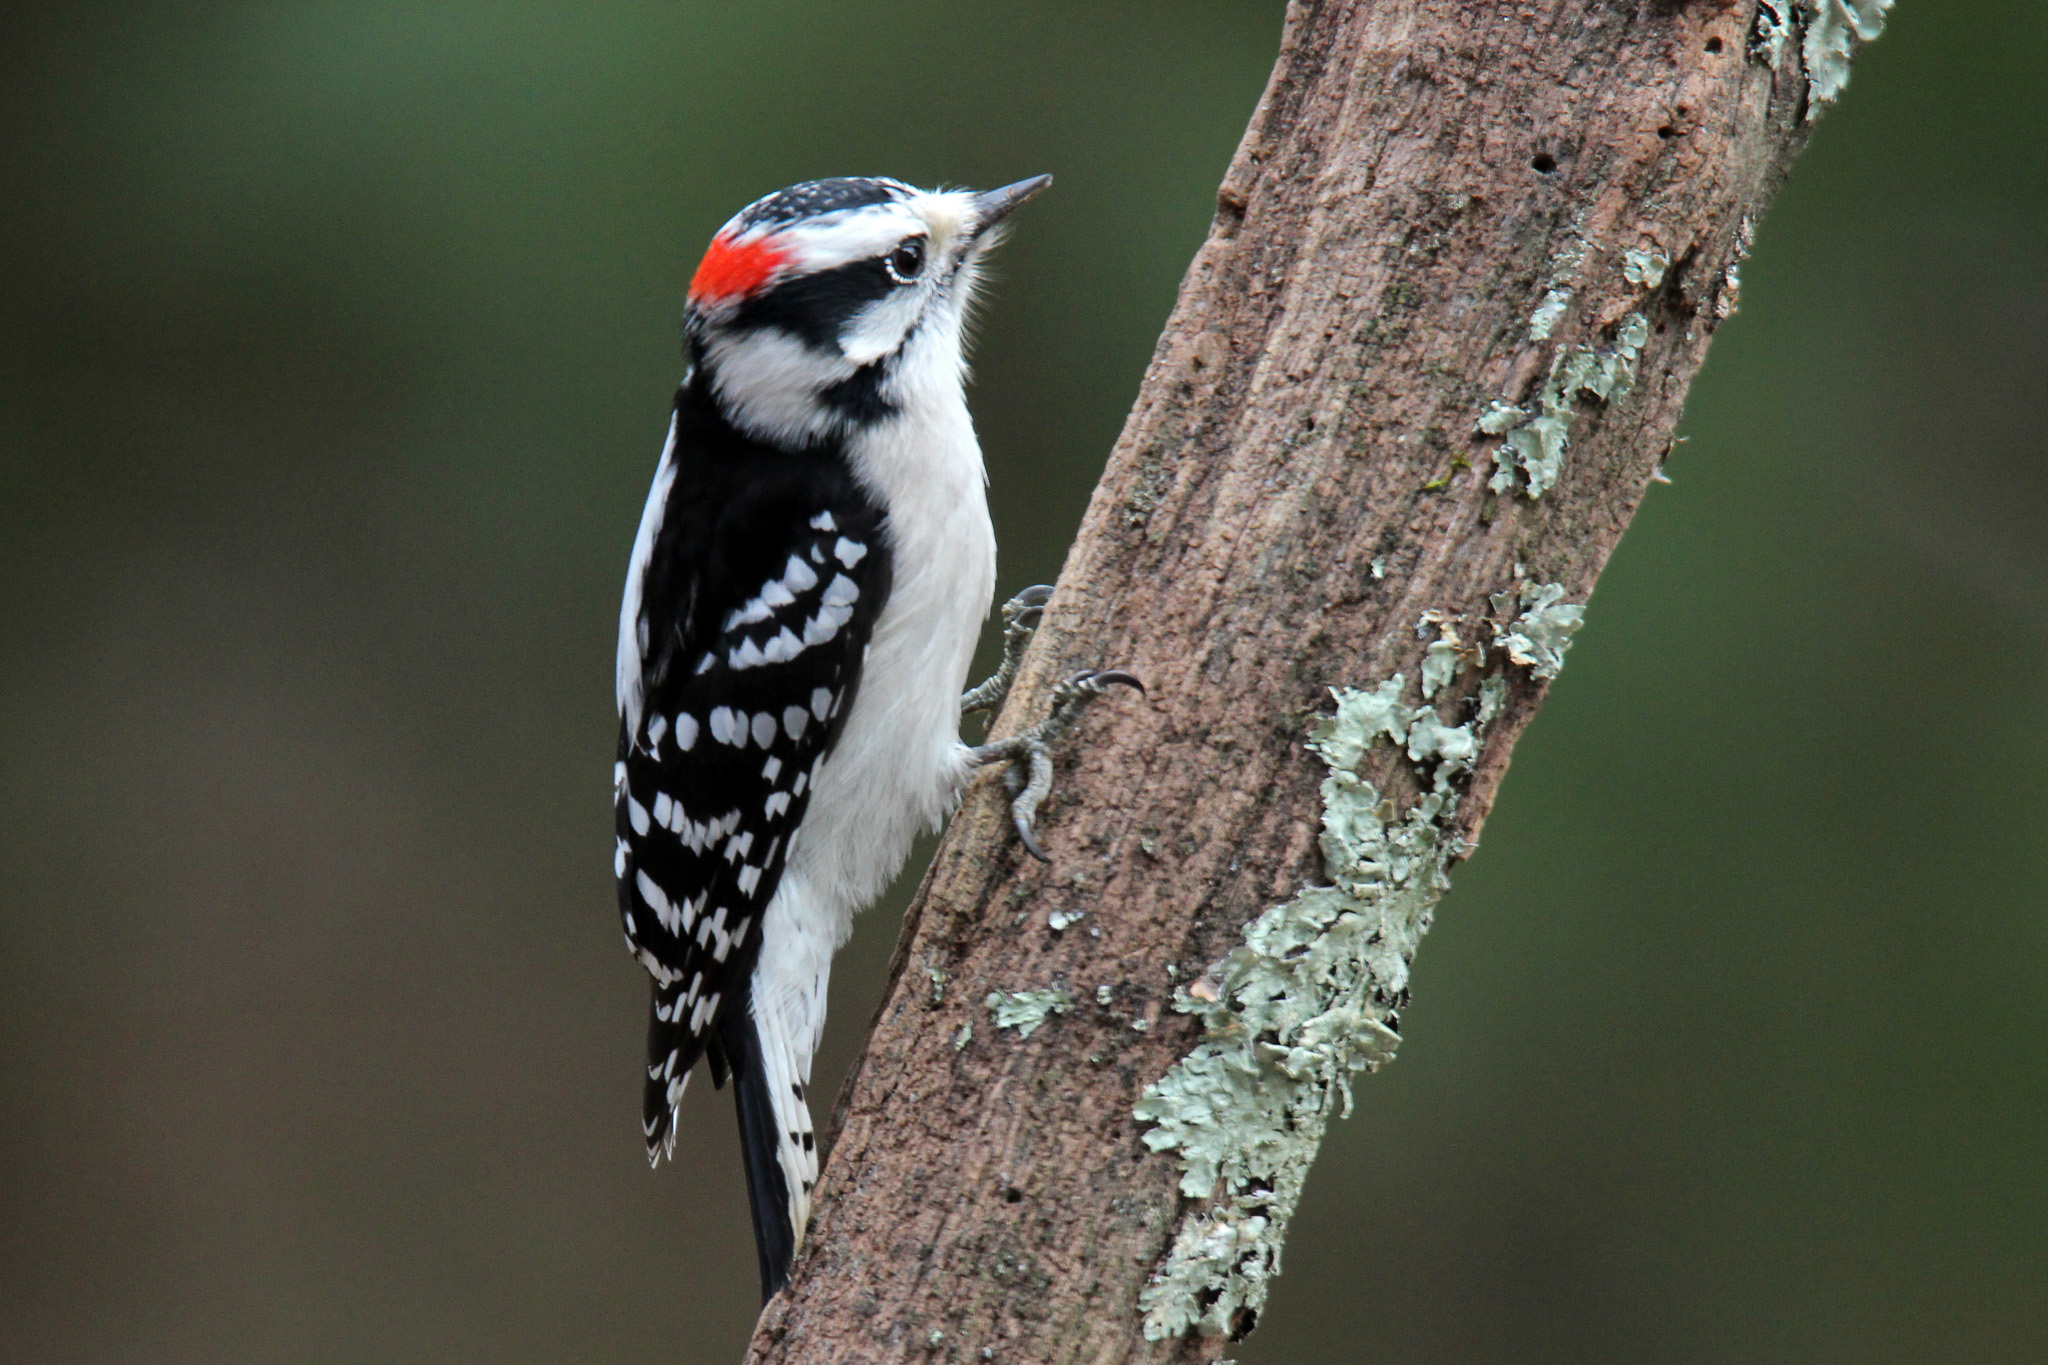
[746,1,1875,1359]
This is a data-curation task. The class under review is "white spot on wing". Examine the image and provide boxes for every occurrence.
[726,596,774,630]
[810,687,833,721]
[809,510,836,531]
[782,556,818,595]
[673,713,698,751]
[821,574,859,607]
[710,707,741,745]
[636,869,675,934]
[782,705,810,740]
[803,604,851,646]
[628,796,651,837]
[751,712,778,748]
[833,537,867,567]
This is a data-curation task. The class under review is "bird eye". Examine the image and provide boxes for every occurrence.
[885,237,926,284]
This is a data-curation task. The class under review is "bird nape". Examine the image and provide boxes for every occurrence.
[610,174,1139,1302]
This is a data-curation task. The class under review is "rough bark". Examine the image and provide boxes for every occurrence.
[749,1,1825,1360]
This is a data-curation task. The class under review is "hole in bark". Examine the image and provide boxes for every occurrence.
[1657,125,1676,140]
[1705,36,1723,53]
[1002,1187,1023,1204]
[1530,152,1557,174]
[1229,1306,1260,1341]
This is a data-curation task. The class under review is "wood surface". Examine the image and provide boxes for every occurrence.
[748,2,1818,1359]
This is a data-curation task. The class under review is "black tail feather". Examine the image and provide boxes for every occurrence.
[717,987,795,1302]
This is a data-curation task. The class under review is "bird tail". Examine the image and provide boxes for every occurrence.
[643,980,692,1164]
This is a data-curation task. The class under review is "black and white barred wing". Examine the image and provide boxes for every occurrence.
[615,501,888,1161]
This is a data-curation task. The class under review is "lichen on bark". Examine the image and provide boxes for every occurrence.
[1481,313,1651,499]
[1131,670,1504,1340]
[1799,1,1894,112]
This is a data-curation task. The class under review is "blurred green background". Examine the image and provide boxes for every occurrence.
[2,2,2041,1361]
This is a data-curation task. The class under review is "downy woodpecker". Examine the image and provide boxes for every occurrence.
[613,175,1135,1300]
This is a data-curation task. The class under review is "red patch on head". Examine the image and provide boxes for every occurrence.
[689,232,787,304]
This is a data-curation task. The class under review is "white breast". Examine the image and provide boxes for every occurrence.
[788,331,995,927]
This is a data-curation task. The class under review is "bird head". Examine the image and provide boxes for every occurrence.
[680,175,1050,447]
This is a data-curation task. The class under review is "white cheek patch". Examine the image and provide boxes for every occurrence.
[705,328,855,446]
[839,290,924,366]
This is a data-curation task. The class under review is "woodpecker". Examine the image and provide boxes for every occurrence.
[613,175,1136,1301]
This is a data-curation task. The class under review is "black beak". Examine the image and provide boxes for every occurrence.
[971,175,1052,236]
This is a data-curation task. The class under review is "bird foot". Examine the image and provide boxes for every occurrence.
[969,667,1144,862]
[961,584,1054,719]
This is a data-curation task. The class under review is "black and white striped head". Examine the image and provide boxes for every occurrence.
[682,175,1049,447]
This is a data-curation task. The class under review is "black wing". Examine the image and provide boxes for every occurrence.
[615,408,890,1161]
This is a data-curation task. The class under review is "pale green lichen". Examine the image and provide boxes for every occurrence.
[1752,0,1794,66]
[1475,673,1508,729]
[1405,709,1479,771]
[1491,581,1586,681]
[1622,247,1669,291]
[1419,614,1481,702]
[1800,0,1893,114]
[1484,313,1650,498]
[1304,675,1412,770]
[1133,672,1496,1340]
[1420,638,1460,700]
[985,987,1069,1039]
[1528,286,1572,342]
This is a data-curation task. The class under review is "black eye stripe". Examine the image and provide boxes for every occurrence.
[729,240,930,350]
[731,257,896,350]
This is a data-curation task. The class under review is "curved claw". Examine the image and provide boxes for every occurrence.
[1012,808,1052,863]
[1002,585,1054,631]
[1088,669,1145,695]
